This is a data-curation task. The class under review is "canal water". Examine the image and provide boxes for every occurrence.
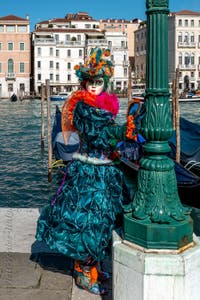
[0,98,199,209]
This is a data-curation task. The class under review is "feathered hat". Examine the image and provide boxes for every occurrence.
[74,47,114,82]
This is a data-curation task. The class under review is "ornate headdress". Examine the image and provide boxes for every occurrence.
[74,47,114,82]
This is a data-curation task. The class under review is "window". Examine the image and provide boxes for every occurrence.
[55,34,59,42]
[191,71,194,77]
[38,74,41,81]
[79,49,82,57]
[20,42,25,51]
[37,47,41,56]
[67,62,71,69]
[56,74,59,81]
[199,20,200,27]
[124,68,128,77]
[0,25,3,32]
[191,55,195,65]
[178,19,182,26]
[6,25,15,32]
[8,84,13,92]
[20,62,25,73]
[191,20,194,27]
[49,61,53,68]
[85,24,91,29]
[67,49,71,57]
[178,54,182,65]
[8,42,13,51]
[178,32,182,42]
[20,83,25,91]
[37,61,41,68]
[56,49,59,57]
[185,19,188,27]
[56,62,59,69]
[49,47,53,56]
[108,41,112,47]
[18,25,27,32]
[67,74,71,81]
[191,33,194,43]
[199,72,200,78]
[65,34,70,41]
[8,59,14,73]
[121,41,125,47]
[184,33,189,43]
[0,43,2,51]
[77,35,81,41]
[50,73,53,81]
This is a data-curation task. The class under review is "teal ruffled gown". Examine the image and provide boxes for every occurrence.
[36,101,131,261]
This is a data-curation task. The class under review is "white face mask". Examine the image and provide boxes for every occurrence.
[86,78,105,95]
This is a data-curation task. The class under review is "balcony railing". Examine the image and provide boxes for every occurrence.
[178,64,196,70]
[177,42,196,48]
[86,39,108,46]
[6,73,16,80]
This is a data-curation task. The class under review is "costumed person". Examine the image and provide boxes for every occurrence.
[36,47,139,295]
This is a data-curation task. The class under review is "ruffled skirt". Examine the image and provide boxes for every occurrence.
[36,160,130,261]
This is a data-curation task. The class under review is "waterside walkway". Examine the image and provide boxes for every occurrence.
[0,208,112,300]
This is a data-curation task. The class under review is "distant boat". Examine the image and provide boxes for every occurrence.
[10,93,18,102]
[50,92,71,101]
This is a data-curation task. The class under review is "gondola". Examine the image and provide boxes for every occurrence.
[52,104,200,208]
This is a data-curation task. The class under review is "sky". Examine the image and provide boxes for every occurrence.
[0,0,200,31]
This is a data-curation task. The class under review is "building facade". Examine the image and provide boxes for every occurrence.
[0,15,30,98]
[168,10,200,91]
[32,12,133,95]
[134,10,200,93]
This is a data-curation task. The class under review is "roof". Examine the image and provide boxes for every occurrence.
[0,14,28,21]
[173,10,200,16]
[34,28,103,34]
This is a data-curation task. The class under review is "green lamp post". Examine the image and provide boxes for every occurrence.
[123,0,193,249]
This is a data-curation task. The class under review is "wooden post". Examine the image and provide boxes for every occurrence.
[175,68,180,163]
[41,84,45,149]
[171,79,176,130]
[128,64,132,104]
[46,79,52,182]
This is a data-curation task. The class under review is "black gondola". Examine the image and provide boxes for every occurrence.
[52,104,200,208]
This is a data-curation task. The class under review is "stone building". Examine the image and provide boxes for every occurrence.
[0,15,31,98]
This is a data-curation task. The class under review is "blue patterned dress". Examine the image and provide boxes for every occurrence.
[36,100,131,261]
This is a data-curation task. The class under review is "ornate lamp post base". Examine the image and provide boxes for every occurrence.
[124,214,193,249]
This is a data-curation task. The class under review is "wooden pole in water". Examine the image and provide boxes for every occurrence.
[46,79,52,182]
[171,79,176,130]
[128,64,132,104]
[41,84,45,149]
[175,68,180,163]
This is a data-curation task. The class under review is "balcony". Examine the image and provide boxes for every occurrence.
[6,73,16,80]
[178,64,196,70]
[86,39,108,47]
[177,42,196,48]
[34,38,55,44]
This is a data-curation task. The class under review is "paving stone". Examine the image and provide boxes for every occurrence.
[0,288,70,300]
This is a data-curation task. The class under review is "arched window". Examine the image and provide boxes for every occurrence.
[190,32,195,43]
[184,32,189,43]
[178,52,182,65]
[191,53,195,65]
[184,53,190,65]
[8,58,14,73]
[178,32,182,43]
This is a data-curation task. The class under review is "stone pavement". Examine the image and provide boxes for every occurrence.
[0,208,112,300]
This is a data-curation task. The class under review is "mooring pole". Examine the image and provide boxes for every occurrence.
[175,68,180,163]
[46,79,52,182]
[41,83,45,149]
[123,0,193,249]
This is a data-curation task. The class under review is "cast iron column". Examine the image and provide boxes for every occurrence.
[123,0,193,249]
